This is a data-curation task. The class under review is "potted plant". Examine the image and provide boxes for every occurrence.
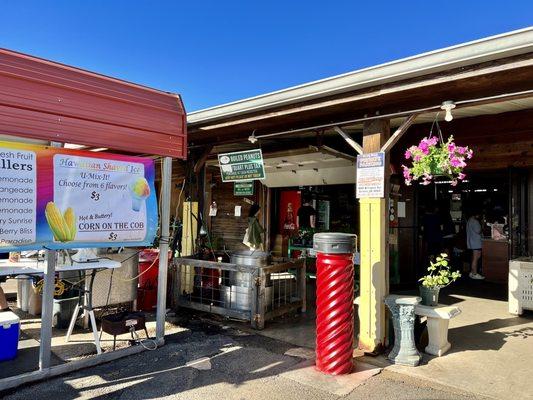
[419,253,461,306]
[402,135,473,186]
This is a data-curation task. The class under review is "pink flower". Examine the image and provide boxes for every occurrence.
[418,142,429,154]
[427,136,438,146]
[466,149,473,159]
[451,179,458,186]
[449,157,465,168]
[458,173,466,180]
[402,165,411,179]
[414,154,422,162]
[456,146,466,155]
[447,142,456,153]
[404,150,412,159]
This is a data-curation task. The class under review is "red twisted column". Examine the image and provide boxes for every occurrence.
[315,233,355,375]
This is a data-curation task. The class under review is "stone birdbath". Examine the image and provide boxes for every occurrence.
[385,294,421,367]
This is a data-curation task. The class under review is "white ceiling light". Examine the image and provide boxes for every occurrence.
[64,143,87,149]
[441,100,456,122]
[248,130,258,144]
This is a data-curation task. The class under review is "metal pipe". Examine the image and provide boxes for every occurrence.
[39,140,62,371]
[155,156,172,344]
[39,250,56,370]
[250,89,533,141]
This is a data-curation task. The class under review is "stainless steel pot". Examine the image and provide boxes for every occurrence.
[226,250,272,288]
[230,250,271,267]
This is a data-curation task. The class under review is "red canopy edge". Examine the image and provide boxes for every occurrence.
[0,48,187,159]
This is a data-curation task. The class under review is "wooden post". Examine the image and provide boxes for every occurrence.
[251,268,266,329]
[358,119,390,353]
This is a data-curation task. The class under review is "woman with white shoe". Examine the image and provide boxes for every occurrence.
[466,212,485,280]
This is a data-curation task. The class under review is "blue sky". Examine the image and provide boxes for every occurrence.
[1,1,532,111]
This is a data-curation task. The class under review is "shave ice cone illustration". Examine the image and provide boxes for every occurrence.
[129,177,150,212]
[45,202,77,242]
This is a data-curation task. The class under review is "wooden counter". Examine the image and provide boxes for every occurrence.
[482,239,509,284]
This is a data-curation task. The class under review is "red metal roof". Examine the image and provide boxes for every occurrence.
[0,48,186,158]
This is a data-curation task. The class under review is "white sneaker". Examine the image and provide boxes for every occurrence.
[469,272,485,280]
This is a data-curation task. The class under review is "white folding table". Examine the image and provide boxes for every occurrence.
[0,258,121,354]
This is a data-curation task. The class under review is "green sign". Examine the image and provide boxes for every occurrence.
[218,149,265,182]
[234,181,254,196]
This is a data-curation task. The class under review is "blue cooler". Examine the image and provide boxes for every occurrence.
[0,311,20,361]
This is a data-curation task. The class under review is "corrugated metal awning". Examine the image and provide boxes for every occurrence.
[0,48,187,158]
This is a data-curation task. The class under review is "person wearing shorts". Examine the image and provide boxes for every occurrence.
[466,212,485,280]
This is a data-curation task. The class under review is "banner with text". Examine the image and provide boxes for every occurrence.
[0,140,158,252]
[218,149,265,182]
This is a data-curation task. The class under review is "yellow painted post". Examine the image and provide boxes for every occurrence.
[358,120,390,353]
[358,198,387,351]
[180,201,198,294]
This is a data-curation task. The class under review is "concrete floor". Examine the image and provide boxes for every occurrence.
[220,278,533,400]
[2,326,484,400]
[388,286,533,400]
[227,281,359,350]
[0,278,184,380]
[3,277,531,399]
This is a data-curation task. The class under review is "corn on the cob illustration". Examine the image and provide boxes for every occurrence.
[63,207,77,241]
[45,202,77,242]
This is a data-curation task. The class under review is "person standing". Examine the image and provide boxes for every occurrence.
[297,197,317,229]
[466,212,485,280]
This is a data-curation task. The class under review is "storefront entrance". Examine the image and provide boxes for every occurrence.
[394,168,530,292]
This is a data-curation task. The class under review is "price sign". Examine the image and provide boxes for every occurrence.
[53,154,149,243]
[0,140,158,252]
[218,149,265,182]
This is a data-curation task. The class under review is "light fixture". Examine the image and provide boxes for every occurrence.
[64,143,88,150]
[441,101,456,122]
[248,130,258,144]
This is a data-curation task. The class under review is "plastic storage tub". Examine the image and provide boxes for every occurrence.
[0,311,20,361]
[53,296,79,329]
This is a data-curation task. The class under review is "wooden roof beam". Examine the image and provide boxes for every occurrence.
[380,113,419,153]
[333,126,363,155]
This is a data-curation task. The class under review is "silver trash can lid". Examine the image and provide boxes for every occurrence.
[313,232,356,254]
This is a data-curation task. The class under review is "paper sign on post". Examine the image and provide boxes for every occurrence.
[356,152,385,198]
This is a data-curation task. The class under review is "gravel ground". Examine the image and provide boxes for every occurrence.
[2,325,488,400]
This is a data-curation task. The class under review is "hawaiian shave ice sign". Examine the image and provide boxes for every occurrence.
[53,155,150,243]
[0,140,158,252]
[218,149,265,182]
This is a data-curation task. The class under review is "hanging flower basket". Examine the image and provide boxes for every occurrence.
[402,135,473,186]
